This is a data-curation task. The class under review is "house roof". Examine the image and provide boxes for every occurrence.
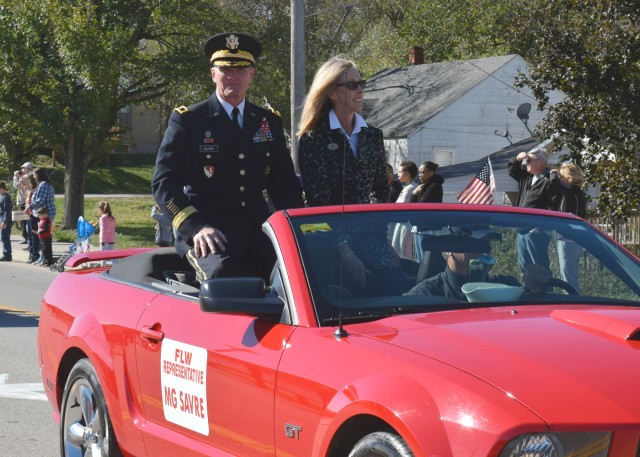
[438,136,539,180]
[363,55,519,139]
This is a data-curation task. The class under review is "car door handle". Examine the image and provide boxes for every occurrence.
[140,325,165,343]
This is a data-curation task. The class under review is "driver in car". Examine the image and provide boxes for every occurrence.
[405,249,484,300]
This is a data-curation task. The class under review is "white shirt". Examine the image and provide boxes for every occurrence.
[329,109,368,157]
[396,183,416,203]
[217,94,246,128]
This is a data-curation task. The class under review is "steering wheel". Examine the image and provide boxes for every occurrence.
[546,277,578,295]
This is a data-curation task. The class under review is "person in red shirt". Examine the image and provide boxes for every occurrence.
[36,207,53,266]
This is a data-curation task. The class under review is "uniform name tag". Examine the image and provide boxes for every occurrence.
[200,145,219,153]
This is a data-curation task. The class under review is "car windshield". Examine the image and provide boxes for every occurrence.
[289,209,640,325]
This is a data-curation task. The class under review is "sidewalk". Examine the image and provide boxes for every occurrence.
[8,233,78,264]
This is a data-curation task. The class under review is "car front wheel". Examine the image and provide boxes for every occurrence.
[59,358,122,457]
[349,431,414,457]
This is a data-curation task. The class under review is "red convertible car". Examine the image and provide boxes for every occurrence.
[38,204,640,456]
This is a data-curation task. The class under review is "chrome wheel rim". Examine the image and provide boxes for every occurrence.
[62,379,108,457]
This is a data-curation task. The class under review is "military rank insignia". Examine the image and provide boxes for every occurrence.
[253,118,273,143]
[204,166,215,178]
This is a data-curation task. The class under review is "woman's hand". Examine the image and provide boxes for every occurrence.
[342,251,370,288]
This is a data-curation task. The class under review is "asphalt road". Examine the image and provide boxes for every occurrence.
[0,235,70,457]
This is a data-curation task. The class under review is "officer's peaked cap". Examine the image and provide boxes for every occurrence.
[203,32,262,67]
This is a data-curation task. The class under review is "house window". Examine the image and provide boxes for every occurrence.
[434,148,454,166]
[117,105,131,128]
[115,143,131,154]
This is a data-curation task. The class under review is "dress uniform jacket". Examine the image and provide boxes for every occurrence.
[298,116,388,206]
[152,94,303,258]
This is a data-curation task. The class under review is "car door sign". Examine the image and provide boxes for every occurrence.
[161,338,209,435]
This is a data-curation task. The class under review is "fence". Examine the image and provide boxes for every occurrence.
[587,214,640,246]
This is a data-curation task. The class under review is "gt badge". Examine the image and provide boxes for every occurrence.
[327,143,339,151]
[204,166,215,178]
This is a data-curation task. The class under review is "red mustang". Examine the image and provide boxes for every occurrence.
[38,204,640,456]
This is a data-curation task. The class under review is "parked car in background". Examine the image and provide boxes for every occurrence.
[39,204,640,456]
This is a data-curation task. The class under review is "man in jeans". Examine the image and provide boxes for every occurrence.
[507,147,555,277]
[0,181,13,261]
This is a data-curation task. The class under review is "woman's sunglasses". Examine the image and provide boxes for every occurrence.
[336,80,367,90]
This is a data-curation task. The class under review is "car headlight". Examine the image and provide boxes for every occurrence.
[499,432,611,457]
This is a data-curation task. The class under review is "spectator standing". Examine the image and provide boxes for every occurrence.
[550,163,588,293]
[36,207,53,266]
[26,168,56,221]
[0,182,13,261]
[151,204,173,247]
[508,147,555,277]
[152,32,303,283]
[12,162,34,243]
[386,164,403,203]
[395,161,418,203]
[98,201,116,267]
[25,174,41,263]
[412,161,444,203]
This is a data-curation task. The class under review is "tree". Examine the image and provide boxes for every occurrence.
[509,0,640,220]
[0,0,234,228]
[397,0,517,63]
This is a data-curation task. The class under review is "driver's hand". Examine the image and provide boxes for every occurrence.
[192,226,227,257]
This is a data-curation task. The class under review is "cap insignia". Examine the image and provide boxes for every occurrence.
[226,34,240,51]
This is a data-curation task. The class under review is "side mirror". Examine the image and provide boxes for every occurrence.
[199,277,284,318]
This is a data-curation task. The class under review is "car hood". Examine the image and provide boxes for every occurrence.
[355,305,640,425]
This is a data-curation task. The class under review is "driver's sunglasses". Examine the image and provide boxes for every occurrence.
[336,80,367,90]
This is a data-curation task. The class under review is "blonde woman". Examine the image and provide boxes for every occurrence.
[297,57,409,296]
[550,163,587,293]
[297,56,387,207]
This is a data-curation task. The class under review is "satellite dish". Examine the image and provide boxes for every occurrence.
[516,103,531,121]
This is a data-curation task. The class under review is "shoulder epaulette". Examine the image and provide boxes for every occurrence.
[268,106,281,117]
[174,106,190,115]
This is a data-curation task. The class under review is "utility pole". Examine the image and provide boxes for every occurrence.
[291,0,304,173]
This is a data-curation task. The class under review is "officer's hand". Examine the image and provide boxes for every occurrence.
[193,226,227,257]
[517,152,528,161]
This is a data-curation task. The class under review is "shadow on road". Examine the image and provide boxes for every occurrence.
[0,309,39,328]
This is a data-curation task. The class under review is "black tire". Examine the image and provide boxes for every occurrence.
[59,359,122,457]
[349,431,414,457]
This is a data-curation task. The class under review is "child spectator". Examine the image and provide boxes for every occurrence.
[0,181,13,261]
[98,201,116,267]
[36,207,53,266]
[151,204,173,247]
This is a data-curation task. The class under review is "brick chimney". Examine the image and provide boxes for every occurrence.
[409,46,424,65]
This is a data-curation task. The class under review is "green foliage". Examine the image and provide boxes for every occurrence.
[509,0,640,221]
[398,0,518,63]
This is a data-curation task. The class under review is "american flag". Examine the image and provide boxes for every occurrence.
[457,156,496,204]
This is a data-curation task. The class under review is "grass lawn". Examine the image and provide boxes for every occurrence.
[53,196,159,249]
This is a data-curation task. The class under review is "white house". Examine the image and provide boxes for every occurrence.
[363,54,565,202]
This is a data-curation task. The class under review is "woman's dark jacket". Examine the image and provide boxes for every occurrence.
[298,117,388,206]
[411,174,445,203]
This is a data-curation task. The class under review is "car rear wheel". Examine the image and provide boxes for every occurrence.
[348,431,414,457]
[59,359,122,457]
